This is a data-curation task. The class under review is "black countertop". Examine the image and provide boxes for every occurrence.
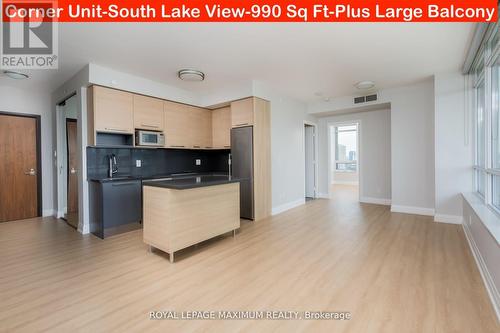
[142,175,243,190]
[88,172,222,183]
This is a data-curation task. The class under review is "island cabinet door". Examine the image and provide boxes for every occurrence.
[143,183,240,255]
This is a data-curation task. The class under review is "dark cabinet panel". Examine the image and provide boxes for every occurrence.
[90,180,142,239]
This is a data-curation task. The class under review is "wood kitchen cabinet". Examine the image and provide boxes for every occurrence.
[91,86,134,134]
[191,107,212,149]
[211,106,231,149]
[163,101,192,148]
[231,98,255,128]
[164,102,212,149]
[133,94,164,131]
[230,97,272,221]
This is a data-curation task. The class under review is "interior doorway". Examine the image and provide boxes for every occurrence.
[57,95,79,228]
[330,122,360,197]
[0,112,41,222]
[304,123,317,200]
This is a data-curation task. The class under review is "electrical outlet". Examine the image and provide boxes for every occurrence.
[195,159,201,166]
[136,160,142,167]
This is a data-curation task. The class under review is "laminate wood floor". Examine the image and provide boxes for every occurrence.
[0,185,498,332]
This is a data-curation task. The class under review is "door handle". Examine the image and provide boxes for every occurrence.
[24,168,36,176]
[70,167,77,174]
[105,127,128,132]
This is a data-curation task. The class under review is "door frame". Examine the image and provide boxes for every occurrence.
[0,111,42,218]
[303,121,318,199]
[327,120,362,201]
[65,118,77,218]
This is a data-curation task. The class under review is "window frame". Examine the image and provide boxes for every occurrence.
[472,23,500,215]
[334,124,358,173]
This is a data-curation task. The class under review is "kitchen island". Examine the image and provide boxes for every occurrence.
[142,175,241,263]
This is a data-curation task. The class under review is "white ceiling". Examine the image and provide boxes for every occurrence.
[1,23,474,102]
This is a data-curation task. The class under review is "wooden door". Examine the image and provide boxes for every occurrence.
[66,119,78,228]
[0,114,39,222]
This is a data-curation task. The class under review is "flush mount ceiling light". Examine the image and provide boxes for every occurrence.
[355,80,375,90]
[178,69,205,82]
[3,70,29,80]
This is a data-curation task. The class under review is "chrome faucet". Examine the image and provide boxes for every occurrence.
[108,154,118,178]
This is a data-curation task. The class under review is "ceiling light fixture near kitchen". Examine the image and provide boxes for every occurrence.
[355,80,375,90]
[178,69,205,82]
[3,70,29,80]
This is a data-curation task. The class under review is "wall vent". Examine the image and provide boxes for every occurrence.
[354,94,377,104]
[354,96,365,104]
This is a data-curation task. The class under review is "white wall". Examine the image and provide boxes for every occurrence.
[317,109,391,202]
[253,81,316,212]
[388,80,435,214]
[311,79,434,214]
[0,84,54,216]
[434,71,473,223]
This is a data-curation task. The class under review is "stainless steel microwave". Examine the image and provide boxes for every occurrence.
[135,130,165,147]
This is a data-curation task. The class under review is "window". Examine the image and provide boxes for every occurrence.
[476,79,486,197]
[472,24,500,214]
[335,125,357,172]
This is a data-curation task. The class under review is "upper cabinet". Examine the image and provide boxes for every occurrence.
[191,107,212,149]
[231,98,254,128]
[164,101,192,148]
[133,95,164,131]
[91,86,134,134]
[163,102,212,149]
[212,107,231,149]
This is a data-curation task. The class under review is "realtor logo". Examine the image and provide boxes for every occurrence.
[1,0,58,69]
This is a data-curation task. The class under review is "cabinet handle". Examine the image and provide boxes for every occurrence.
[141,124,159,128]
[224,145,231,148]
[205,146,213,149]
[170,145,185,148]
[105,127,128,132]
[193,145,201,148]
[235,123,249,127]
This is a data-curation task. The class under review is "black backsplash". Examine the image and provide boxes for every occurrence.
[87,147,230,179]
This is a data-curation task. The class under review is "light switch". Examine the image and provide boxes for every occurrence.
[136,160,142,167]
[195,159,201,166]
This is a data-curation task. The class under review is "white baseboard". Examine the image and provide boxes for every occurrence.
[359,197,391,206]
[434,214,463,224]
[272,198,305,216]
[42,209,55,217]
[462,223,500,322]
[332,181,359,186]
[390,205,435,216]
[317,192,330,199]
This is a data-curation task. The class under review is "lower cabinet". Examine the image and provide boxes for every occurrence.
[90,180,142,239]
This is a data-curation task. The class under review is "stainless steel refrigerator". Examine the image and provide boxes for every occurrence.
[230,126,254,220]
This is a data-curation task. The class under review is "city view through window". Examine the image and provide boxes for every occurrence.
[335,124,358,172]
